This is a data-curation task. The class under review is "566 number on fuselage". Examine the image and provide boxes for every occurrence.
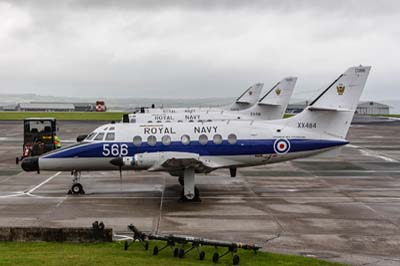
[102,144,129,157]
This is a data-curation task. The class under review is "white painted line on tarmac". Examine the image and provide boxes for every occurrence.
[348,144,399,162]
[26,172,61,195]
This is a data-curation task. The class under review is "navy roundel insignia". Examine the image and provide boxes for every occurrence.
[273,139,291,154]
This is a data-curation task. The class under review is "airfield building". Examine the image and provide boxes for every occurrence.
[15,102,99,112]
[356,101,390,115]
[17,103,75,112]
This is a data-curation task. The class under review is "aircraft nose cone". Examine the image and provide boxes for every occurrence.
[21,156,39,172]
[110,157,123,167]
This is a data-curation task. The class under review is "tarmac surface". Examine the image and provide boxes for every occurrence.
[0,120,400,265]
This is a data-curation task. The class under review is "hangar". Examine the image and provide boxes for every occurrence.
[356,101,390,115]
[17,102,75,112]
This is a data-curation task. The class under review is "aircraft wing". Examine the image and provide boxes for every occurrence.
[136,152,215,172]
[113,152,236,173]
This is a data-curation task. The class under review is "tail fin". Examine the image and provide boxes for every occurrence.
[227,83,264,111]
[241,77,297,119]
[284,66,371,140]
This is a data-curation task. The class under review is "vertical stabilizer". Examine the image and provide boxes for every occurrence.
[227,83,264,111]
[241,77,297,120]
[283,66,371,139]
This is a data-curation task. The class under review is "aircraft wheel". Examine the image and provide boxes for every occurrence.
[199,251,205,261]
[173,248,179,257]
[212,252,219,263]
[233,254,240,265]
[180,187,201,202]
[153,246,159,255]
[124,241,129,251]
[144,242,149,250]
[71,183,83,194]
[192,187,201,201]
[178,248,185,258]
[16,157,19,165]
[178,176,184,186]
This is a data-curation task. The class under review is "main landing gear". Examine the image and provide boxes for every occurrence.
[178,168,201,202]
[68,170,85,195]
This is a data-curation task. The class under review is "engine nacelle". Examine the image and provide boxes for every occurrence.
[132,152,164,169]
[116,152,201,170]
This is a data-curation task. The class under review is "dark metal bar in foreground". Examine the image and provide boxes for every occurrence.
[126,224,261,265]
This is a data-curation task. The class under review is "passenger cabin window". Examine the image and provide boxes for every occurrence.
[133,136,142,147]
[109,127,115,131]
[181,135,190,145]
[199,134,208,145]
[130,119,136,123]
[147,135,157,146]
[213,134,223,144]
[162,135,171,146]
[105,132,115,141]
[228,133,237,144]
[94,133,105,141]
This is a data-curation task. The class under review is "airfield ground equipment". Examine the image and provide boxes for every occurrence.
[16,117,59,165]
[124,225,261,265]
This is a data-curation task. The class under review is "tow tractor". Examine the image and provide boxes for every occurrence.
[16,118,60,166]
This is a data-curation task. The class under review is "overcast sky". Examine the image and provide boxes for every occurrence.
[0,0,399,100]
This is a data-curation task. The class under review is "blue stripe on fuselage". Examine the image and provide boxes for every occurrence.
[42,139,349,159]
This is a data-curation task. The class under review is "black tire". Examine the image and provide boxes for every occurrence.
[199,251,205,261]
[173,248,179,257]
[71,183,83,194]
[230,167,237,177]
[180,187,201,202]
[194,187,200,201]
[153,246,159,255]
[144,242,149,251]
[124,241,129,251]
[178,248,185,258]
[178,176,184,186]
[16,157,19,165]
[233,254,240,265]
[212,252,219,263]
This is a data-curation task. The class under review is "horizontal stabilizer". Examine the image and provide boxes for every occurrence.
[308,106,354,112]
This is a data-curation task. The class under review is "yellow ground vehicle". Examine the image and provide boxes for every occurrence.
[17,118,59,164]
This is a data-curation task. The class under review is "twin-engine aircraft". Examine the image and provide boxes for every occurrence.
[128,77,297,123]
[21,66,371,202]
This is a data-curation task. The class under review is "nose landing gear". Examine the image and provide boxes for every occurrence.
[68,170,85,195]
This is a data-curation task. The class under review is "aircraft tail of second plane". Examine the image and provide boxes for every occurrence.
[239,77,297,120]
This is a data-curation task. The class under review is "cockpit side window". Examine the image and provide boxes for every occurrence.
[94,133,105,141]
[85,133,96,141]
[105,132,115,141]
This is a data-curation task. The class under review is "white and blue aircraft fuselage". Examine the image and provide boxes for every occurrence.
[21,66,371,201]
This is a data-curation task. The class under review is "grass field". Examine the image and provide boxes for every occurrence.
[0,241,344,266]
[374,114,400,118]
[0,112,125,121]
